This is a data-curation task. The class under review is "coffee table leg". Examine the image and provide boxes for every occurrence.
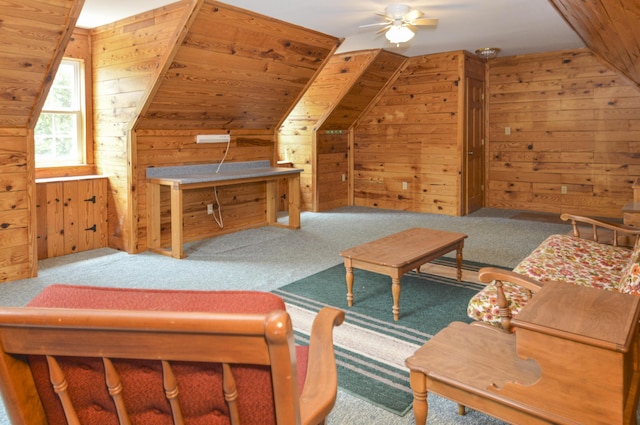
[345,265,354,307]
[392,277,401,321]
[409,371,428,425]
[456,241,464,282]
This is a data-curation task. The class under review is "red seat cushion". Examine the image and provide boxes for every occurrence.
[26,284,308,425]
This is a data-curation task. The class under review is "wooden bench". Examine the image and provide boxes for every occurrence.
[0,285,345,425]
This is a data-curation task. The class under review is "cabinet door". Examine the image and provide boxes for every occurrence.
[63,180,79,255]
[36,178,108,259]
[46,182,65,258]
[78,178,107,251]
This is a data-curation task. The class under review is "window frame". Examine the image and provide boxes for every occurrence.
[35,29,94,179]
[35,58,86,167]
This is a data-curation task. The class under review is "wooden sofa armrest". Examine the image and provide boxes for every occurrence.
[560,213,640,247]
[478,267,546,332]
[299,307,345,425]
[478,267,545,293]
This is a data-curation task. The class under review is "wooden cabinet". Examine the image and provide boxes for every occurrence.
[36,176,108,259]
[406,281,640,425]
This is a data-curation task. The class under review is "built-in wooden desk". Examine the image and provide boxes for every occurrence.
[406,282,640,424]
[146,161,302,259]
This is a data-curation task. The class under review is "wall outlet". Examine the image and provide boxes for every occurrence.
[207,204,214,214]
[561,185,567,194]
[342,174,346,182]
[402,181,408,190]
[505,126,511,135]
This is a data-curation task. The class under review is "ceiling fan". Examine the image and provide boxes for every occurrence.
[361,4,439,46]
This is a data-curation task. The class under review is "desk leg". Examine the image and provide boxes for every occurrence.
[392,276,401,321]
[170,185,184,259]
[344,260,354,307]
[147,183,161,250]
[409,371,428,425]
[266,179,277,225]
[287,174,301,229]
[456,241,464,282]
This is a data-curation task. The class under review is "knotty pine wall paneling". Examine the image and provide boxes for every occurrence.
[91,1,196,253]
[353,52,464,215]
[279,49,406,212]
[0,0,83,283]
[135,130,276,249]
[317,50,406,211]
[279,50,380,211]
[0,129,32,281]
[486,49,640,218]
[133,2,340,251]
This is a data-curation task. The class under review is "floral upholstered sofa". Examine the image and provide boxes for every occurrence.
[467,213,640,331]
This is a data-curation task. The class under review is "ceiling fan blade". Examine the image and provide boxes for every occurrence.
[375,25,392,34]
[359,21,392,28]
[405,9,424,21]
[410,17,439,26]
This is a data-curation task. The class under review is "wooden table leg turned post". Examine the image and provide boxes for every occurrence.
[345,260,354,307]
[391,276,401,321]
[409,371,428,425]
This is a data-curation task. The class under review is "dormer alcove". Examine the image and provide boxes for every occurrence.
[91,1,340,253]
[279,49,406,212]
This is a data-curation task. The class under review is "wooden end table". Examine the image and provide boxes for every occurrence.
[339,228,467,321]
[405,282,640,424]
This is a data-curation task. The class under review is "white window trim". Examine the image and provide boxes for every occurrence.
[35,58,87,167]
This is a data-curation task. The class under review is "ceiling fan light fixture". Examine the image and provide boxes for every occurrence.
[386,25,414,45]
[385,4,411,19]
[475,47,501,60]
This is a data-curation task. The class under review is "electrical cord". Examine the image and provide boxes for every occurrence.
[212,138,230,228]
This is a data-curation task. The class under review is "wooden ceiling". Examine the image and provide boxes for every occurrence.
[0,0,83,128]
[135,2,341,131]
[549,0,640,87]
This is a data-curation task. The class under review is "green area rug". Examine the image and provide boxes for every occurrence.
[273,257,495,416]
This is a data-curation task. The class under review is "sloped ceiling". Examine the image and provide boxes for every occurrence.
[549,0,640,87]
[135,1,341,130]
[0,0,83,127]
[78,0,585,59]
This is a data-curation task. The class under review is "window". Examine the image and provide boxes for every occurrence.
[35,59,85,166]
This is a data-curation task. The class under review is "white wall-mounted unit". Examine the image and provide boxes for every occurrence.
[196,134,231,143]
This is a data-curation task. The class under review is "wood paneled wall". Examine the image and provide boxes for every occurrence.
[318,50,406,211]
[353,52,465,215]
[135,130,275,249]
[91,1,195,252]
[0,0,82,282]
[279,49,405,211]
[132,2,339,251]
[486,49,640,218]
[279,50,381,210]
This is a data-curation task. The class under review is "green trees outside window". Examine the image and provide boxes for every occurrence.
[35,59,84,166]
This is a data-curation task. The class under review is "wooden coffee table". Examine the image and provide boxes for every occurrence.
[339,228,467,321]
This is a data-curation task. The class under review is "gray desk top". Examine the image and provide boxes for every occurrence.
[146,161,302,185]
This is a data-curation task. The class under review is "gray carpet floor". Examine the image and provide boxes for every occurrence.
[0,206,572,424]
